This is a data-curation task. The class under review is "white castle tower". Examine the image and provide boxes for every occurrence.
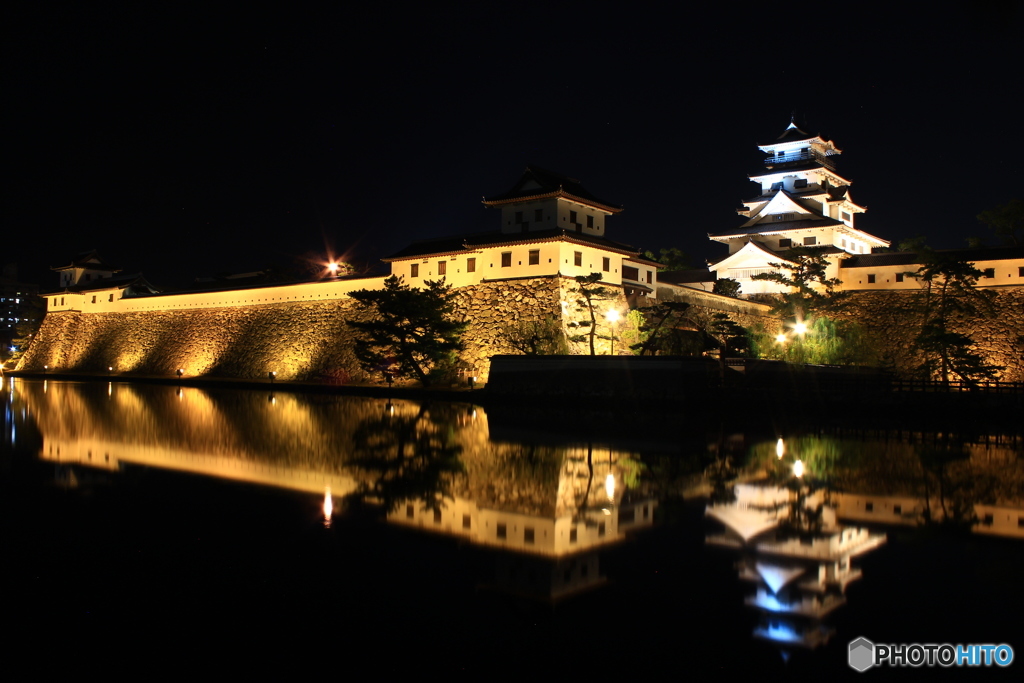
[709,120,889,295]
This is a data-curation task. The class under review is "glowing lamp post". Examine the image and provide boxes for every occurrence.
[269,371,276,385]
[327,262,340,277]
[605,309,620,355]
[775,333,787,344]
[793,322,808,336]
[176,368,184,379]
[776,438,785,459]
[793,459,805,478]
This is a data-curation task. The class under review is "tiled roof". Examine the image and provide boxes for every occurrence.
[383,228,643,261]
[50,249,122,273]
[710,217,846,238]
[42,272,152,295]
[483,166,623,213]
[842,245,1024,268]
[659,269,717,284]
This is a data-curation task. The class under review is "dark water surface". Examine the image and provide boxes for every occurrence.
[2,378,1022,675]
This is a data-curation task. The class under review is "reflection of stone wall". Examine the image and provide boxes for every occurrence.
[837,289,1024,382]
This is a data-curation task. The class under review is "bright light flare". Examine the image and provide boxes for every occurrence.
[327,262,340,275]
[323,487,333,526]
[776,438,785,459]
[775,334,787,343]
[605,473,616,501]
[793,459,805,478]
[605,309,620,323]
[794,322,808,335]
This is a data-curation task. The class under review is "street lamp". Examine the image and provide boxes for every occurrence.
[793,322,808,335]
[605,309,620,355]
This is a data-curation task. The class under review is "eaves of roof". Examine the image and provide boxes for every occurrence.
[383,229,642,261]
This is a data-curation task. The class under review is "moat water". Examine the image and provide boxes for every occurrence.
[2,377,1021,675]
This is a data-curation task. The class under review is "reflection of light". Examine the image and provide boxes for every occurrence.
[793,460,805,478]
[602,508,611,515]
[323,487,333,526]
[794,322,807,335]
[108,382,112,397]
[776,438,785,459]
[43,381,48,393]
[605,473,615,501]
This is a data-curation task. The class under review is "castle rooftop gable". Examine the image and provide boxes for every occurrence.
[483,166,623,214]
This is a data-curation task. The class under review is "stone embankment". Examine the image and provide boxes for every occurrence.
[18,277,1023,384]
[838,288,1024,383]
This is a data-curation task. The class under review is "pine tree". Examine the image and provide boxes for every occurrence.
[346,276,467,386]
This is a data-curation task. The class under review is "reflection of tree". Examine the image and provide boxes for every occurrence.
[348,402,465,513]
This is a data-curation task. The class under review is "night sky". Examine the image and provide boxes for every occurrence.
[6,2,1023,290]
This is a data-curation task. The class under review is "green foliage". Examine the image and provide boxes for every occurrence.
[749,316,877,366]
[642,247,690,271]
[616,309,648,355]
[346,275,467,386]
[712,277,741,297]
[501,317,569,355]
[750,246,844,319]
[898,235,930,252]
[977,199,1023,246]
[567,273,613,355]
[705,313,749,357]
[629,300,691,356]
[909,255,1003,384]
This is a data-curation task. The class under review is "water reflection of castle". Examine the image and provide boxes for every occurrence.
[707,484,886,650]
[12,378,656,602]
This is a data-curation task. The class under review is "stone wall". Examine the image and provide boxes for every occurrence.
[30,275,1019,384]
[656,284,782,335]
[836,288,1024,382]
[20,276,570,383]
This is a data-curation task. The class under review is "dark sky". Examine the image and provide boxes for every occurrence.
[6,2,1023,289]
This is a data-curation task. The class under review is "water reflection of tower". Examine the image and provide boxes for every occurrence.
[706,483,885,654]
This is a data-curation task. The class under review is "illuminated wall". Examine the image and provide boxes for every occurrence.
[19,276,582,381]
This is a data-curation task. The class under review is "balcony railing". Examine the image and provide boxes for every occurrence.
[764,149,836,170]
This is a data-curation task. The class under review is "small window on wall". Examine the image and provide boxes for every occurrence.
[467,258,476,273]
[108,294,114,302]
[803,236,817,246]
[528,250,539,265]
[438,261,446,276]
[779,238,792,248]
[411,264,419,278]
[602,257,610,272]
[574,251,582,267]
[842,211,852,222]
[515,211,523,223]
[535,209,543,222]
[1019,267,1024,277]
[646,270,653,283]
[983,268,995,278]
[867,274,876,284]
[896,273,904,283]
[91,295,97,304]
[501,252,512,267]
[622,265,639,281]
[794,178,808,188]
[587,215,594,228]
